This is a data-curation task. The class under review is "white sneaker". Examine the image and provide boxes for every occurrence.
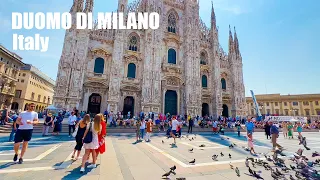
[80,167,85,173]
[87,164,96,168]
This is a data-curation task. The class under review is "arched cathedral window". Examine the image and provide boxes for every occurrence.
[168,13,176,33]
[202,75,208,88]
[128,34,139,52]
[168,48,176,64]
[127,63,136,78]
[200,52,207,65]
[221,78,226,90]
[94,57,104,74]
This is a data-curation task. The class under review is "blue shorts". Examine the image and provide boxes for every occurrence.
[171,130,177,135]
[247,130,253,134]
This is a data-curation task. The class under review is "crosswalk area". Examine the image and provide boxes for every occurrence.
[0,135,76,179]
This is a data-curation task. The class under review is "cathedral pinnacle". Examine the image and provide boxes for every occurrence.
[84,0,94,12]
[228,25,234,54]
[70,0,84,13]
[211,1,216,30]
[234,26,241,57]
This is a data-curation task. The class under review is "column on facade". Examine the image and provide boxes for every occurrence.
[310,101,315,115]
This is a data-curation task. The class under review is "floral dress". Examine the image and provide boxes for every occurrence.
[83,122,100,150]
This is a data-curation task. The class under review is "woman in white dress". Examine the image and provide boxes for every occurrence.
[80,114,102,173]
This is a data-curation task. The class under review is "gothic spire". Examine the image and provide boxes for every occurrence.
[70,0,84,13]
[84,0,94,12]
[228,25,234,54]
[234,26,240,56]
[211,1,216,30]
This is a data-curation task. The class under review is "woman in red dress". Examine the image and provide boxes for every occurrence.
[95,114,106,158]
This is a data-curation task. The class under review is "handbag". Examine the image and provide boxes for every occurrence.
[83,122,93,143]
[72,126,78,137]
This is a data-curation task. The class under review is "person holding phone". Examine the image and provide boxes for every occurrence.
[13,103,39,164]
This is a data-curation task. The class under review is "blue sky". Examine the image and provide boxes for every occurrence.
[0,0,319,97]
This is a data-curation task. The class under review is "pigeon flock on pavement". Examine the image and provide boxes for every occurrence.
[160,134,320,179]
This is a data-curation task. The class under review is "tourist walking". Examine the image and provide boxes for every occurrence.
[188,117,193,134]
[282,121,288,138]
[235,121,241,137]
[95,114,106,159]
[245,118,255,135]
[68,112,77,137]
[212,119,218,135]
[0,105,8,125]
[42,113,53,136]
[135,120,141,142]
[53,113,63,136]
[13,103,39,164]
[145,119,153,142]
[264,121,271,139]
[247,133,256,154]
[139,119,146,141]
[80,114,102,173]
[287,122,294,139]
[170,117,179,145]
[270,121,283,151]
[8,113,19,142]
[296,122,303,138]
[71,114,90,160]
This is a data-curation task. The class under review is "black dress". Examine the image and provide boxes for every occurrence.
[74,123,86,150]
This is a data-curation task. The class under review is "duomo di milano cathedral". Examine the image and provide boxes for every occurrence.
[53,0,247,118]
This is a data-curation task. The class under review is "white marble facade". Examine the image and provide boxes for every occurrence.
[53,0,247,118]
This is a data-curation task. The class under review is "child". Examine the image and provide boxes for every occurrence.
[248,133,256,154]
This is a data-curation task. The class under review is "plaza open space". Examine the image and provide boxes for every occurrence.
[0,131,320,180]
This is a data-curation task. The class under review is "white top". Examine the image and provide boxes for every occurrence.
[212,121,218,128]
[171,119,179,130]
[140,121,146,129]
[68,115,77,125]
[18,111,38,130]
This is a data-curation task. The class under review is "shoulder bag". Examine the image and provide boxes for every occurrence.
[83,122,93,143]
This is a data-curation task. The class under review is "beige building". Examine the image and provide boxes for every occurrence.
[246,94,320,117]
[13,64,55,112]
[0,45,24,109]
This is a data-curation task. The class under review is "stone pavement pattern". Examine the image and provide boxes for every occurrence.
[0,132,319,180]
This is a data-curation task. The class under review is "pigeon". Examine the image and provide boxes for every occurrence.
[192,137,194,140]
[290,165,296,170]
[229,154,232,159]
[162,140,164,144]
[312,151,320,157]
[220,152,224,157]
[289,175,295,180]
[245,158,249,167]
[275,168,283,176]
[229,163,234,169]
[247,157,254,162]
[162,171,171,178]
[189,159,195,164]
[252,162,256,168]
[212,154,218,161]
[265,155,273,162]
[235,167,240,177]
[227,137,230,140]
[271,171,278,179]
[248,167,254,175]
[170,165,176,171]
[199,144,205,147]
[189,148,193,152]
[253,171,264,179]
[189,139,192,141]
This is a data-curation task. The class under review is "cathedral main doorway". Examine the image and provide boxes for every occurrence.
[164,90,177,115]
[222,104,229,117]
[202,103,209,117]
[123,96,134,118]
[87,93,101,114]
